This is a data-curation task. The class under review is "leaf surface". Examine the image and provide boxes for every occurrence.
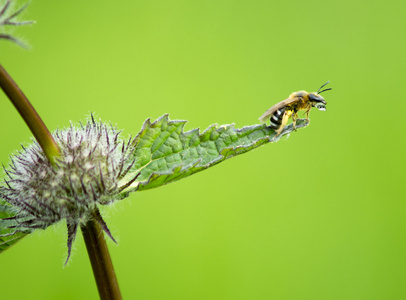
[0,201,30,253]
[118,115,308,195]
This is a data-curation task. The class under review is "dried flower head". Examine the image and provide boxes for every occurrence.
[0,116,137,263]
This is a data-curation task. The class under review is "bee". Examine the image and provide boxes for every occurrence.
[259,81,332,135]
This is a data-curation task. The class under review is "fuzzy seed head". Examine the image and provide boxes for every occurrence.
[0,118,137,262]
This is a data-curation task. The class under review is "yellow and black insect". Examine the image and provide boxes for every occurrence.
[259,81,332,135]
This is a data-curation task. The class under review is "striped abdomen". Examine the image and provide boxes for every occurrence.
[268,107,286,130]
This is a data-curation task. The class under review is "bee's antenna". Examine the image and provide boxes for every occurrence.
[318,88,332,94]
[317,81,330,94]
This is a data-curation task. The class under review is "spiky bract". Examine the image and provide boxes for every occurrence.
[0,1,35,48]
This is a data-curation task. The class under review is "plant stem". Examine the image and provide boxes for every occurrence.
[0,64,60,164]
[81,209,122,300]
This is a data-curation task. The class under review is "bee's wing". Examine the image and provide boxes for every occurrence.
[258,97,298,122]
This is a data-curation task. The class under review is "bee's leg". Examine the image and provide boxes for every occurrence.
[291,113,298,131]
[276,111,291,135]
[305,108,311,121]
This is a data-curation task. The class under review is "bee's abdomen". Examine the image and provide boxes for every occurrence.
[269,107,286,130]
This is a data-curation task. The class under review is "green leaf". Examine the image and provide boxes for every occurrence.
[0,231,27,253]
[118,115,309,195]
[0,201,29,253]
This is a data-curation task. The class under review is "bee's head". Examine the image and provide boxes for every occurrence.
[309,93,327,111]
[309,81,331,111]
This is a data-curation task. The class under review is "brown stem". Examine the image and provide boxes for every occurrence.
[81,210,122,300]
[0,64,60,164]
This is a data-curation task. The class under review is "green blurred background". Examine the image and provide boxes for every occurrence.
[1,0,405,299]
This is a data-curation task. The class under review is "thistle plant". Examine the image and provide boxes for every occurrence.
[1,118,139,264]
[0,2,316,299]
[0,113,309,261]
